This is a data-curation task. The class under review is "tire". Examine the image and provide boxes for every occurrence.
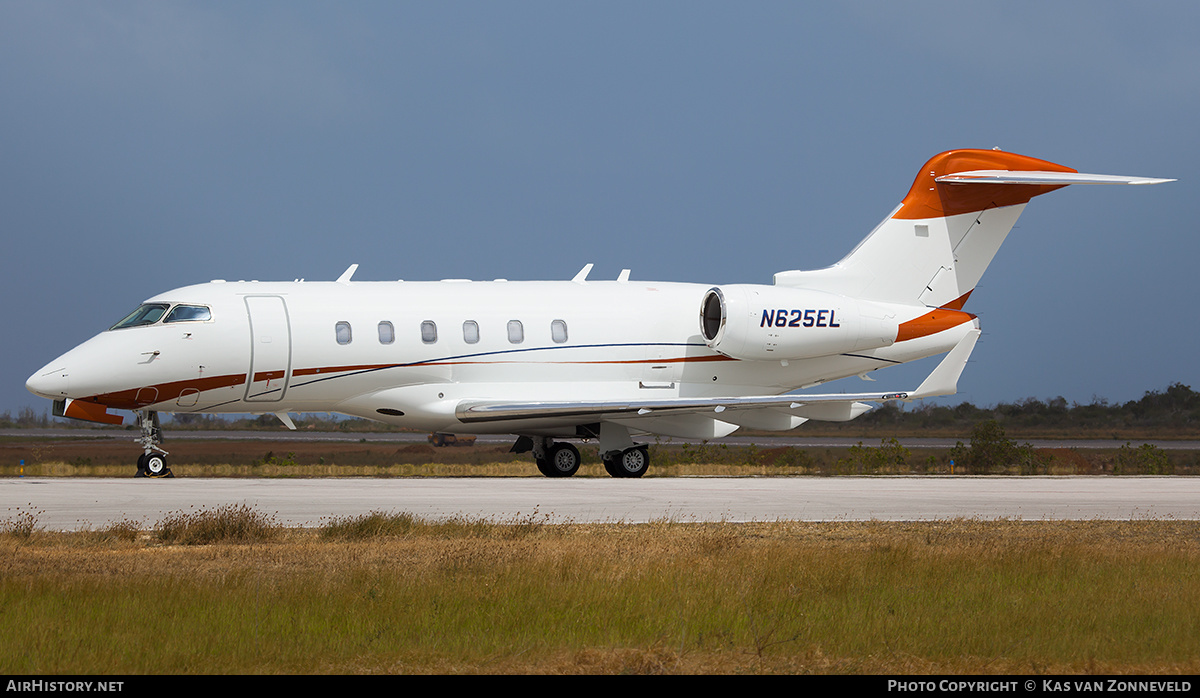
[616,446,649,478]
[547,443,581,477]
[135,453,149,477]
[535,457,556,477]
[602,453,622,478]
[145,454,169,477]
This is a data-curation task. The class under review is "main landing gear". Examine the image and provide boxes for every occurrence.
[513,435,650,478]
[602,445,649,478]
[531,438,581,478]
[134,410,173,478]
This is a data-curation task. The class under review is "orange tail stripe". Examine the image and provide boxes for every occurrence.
[942,290,973,311]
[894,149,1076,220]
[896,309,976,343]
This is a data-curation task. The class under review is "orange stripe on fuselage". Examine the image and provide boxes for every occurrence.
[87,373,248,410]
[82,354,738,409]
[893,149,1076,220]
[895,308,976,343]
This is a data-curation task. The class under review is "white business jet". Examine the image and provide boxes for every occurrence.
[26,149,1171,478]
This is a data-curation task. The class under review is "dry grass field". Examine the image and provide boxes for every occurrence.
[2,513,1199,674]
[3,431,1198,673]
[2,434,1197,477]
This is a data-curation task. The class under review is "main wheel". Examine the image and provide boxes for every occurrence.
[145,454,170,477]
[546,442,581,477]
[615,446,649,478]
[602,453,622,478]
[535,457,556,477]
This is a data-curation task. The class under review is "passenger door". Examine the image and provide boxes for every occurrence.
[244,296,292,402]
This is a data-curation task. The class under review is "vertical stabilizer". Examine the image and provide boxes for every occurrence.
[773,149,1169,309]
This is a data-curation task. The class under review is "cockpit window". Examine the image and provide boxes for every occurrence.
[110,303,170,330]
[164,305,212,323]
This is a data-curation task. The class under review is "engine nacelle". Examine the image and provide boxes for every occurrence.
[699,285,899,361]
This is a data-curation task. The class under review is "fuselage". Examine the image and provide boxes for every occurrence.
[25,277,970,436]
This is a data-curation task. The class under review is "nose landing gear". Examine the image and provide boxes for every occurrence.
[134,410,173,478]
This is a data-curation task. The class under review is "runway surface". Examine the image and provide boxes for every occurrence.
[3,476,1198,530]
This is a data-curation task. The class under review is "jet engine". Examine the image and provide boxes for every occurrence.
[699,285,899,361]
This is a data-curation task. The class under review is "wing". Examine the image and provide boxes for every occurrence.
[456,329,979,426]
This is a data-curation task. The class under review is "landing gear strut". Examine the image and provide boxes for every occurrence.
[134,410,173,478]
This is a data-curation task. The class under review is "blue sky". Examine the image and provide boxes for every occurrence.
[2,1,1196,417]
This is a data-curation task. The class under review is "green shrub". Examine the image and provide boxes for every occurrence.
[837,438,911,474]
[949,420,1047,474]
[1114,442,1174,475]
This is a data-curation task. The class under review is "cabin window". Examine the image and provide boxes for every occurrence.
[335,321,352,345]
[507,320,524,344]
[378,321,394,345]
[164,305,212,323]
[463,320,480,344]
[420,321,437,344]
[551,319,568,343]
[110,303,170,330]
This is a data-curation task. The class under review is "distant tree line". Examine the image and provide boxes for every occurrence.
[853,382,1199,435]
[0,407,51,428]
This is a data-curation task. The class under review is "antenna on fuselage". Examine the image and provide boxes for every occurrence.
[336,264,359,284]
[572,263,594,284]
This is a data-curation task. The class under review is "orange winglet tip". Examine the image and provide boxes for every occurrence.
[894,149,1076,220]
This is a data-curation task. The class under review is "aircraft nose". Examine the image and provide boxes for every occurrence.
[26,365,69,399]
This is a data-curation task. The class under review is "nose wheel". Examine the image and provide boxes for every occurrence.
[134,410,173,478]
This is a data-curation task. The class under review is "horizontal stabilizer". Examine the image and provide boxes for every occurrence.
[936,171,1174,186]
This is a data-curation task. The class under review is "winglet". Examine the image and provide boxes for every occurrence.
[337,264,359,284]
[910,328,981,399]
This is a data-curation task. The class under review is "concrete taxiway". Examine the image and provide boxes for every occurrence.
[2,476,1198,530]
